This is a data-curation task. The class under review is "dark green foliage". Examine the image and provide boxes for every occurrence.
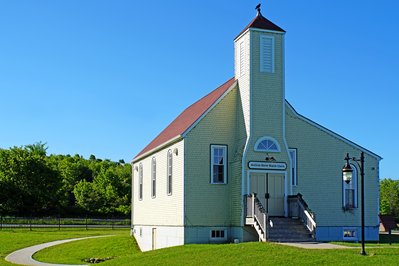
[380,178,399,221]
[0,143,131,217]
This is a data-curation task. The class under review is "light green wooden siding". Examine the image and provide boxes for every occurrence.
[285,105,379,227]
[244,30,290,191]
[132,140,184,226]
[184,86,245,227]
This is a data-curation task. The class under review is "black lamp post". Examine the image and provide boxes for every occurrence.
[342,152,366,256]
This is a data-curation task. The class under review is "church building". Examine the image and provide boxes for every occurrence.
[131,6,381,251]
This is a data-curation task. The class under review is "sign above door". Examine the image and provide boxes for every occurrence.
[248,161,287,170]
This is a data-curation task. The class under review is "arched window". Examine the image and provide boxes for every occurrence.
[343,164,358,209]
[254,137,281,152]
[151,157,156,198]
[138,163,143,200]
[167,150,172,195]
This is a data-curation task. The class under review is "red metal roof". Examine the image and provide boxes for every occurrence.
[236,13,285,39]
[134,77,236,160]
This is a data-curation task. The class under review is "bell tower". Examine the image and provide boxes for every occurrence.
[234,4,285,141]
[234,5,289,194]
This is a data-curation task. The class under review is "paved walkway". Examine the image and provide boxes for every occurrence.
[5,235,113,266]
[277,242,352,249]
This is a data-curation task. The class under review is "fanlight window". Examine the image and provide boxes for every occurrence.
[254,137,281,152]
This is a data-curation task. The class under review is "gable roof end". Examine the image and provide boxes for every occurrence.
[133,77,236,161]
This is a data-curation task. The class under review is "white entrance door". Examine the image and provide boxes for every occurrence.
[250,173,284,216]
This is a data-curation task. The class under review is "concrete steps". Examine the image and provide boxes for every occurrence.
[268,217,314,242]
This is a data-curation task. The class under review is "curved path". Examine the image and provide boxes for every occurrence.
[5,235,113,266]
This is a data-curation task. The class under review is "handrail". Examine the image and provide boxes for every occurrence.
[245,193,268,241]
[296,194,316,237]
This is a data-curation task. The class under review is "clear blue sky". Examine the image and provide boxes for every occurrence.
[0,1,398,179]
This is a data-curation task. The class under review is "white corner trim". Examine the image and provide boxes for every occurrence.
[234,29,250,42]
[285,101,382,160]
[281,34,292,195]
[181,80,238,138]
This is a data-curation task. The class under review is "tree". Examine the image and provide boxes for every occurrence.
[0,143,132,217]
[73,180,101,213]
[0,146,61,215]
[25,141,48,156]
[380,178,399,220]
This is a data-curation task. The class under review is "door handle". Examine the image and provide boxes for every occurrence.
[265,193,270,199]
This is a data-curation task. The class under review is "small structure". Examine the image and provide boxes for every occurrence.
[379,215,397,232]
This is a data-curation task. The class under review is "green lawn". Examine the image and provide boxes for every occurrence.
[0,228,128,266]
[2,229,399,266]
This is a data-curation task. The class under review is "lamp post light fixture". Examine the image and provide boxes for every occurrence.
[342,152,366,256]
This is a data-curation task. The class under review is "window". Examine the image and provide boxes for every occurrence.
[260,35,274,73]
[138,163,143,200]
[343,228,357,240]
[167,150,172,195]
[211,145,227,184]
[343,164,357,209]
[210,229,226,240]
[151,157,156,198]
[254,137,281,152]
[289,149,297,186]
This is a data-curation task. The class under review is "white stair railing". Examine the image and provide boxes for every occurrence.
[245,193,268,241]
[290,193,316,238]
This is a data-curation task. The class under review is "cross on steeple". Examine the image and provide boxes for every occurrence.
[255,3,261,16]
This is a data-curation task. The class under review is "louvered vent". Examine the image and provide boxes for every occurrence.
[239,41,245,76]
[260,35,274,73]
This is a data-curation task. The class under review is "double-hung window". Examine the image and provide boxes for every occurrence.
[151,157,156,198]
[138,163,143,200]
[211,145,227,184]
[167,150,172,195]
[343,164,357,209]
[289,149,297,186]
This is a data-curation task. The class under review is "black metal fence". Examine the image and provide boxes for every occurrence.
[0,216,131,230]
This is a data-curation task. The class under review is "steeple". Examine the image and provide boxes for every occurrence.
[236,4,285,40]
[234,5,288,172]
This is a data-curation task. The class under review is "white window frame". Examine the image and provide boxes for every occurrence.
[167,150,173,195]
[151,157,156,198]
[289,148,297,186]
[343,164,358,209]
[138,163,143,201]
[343,228,358,241]
[210,145,227,184]
[254,136,281,152]
[260,35,275,73]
